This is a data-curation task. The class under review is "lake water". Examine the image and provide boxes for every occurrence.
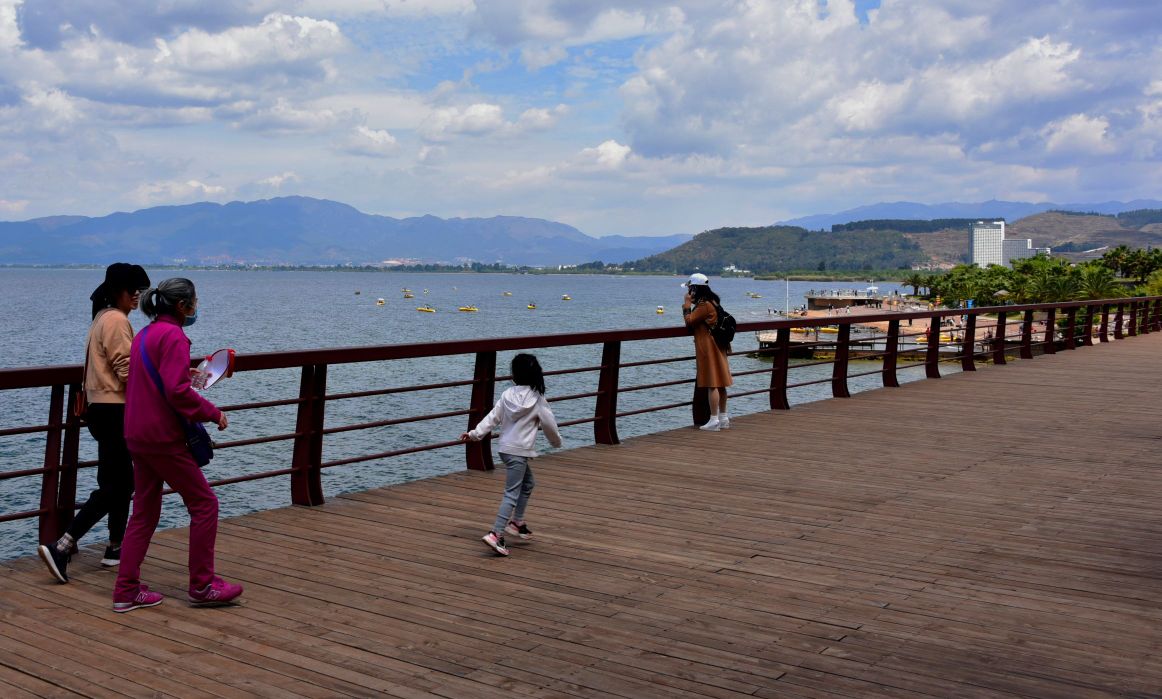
[0,269,922,559]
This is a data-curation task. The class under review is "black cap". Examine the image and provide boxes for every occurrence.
[89,263,151,302]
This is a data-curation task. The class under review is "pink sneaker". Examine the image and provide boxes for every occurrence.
[188,576,243,607]
[113,586,164,613]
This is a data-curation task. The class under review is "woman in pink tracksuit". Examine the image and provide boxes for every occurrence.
[113,278,242,613]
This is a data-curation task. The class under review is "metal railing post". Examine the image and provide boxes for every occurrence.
[961,313,977,371]
[1021,310,1035,359]
[1043,309,1057,354]
[466,351,497,469]
[593,342,620,445]
[992,311,1008,365]
[290,364,327,505]
[925,317,941,378]
[38,384,66,545]
[882,319,900,388]
[769,328,791,409]
[55,384,83,533]
[832,323,851,398]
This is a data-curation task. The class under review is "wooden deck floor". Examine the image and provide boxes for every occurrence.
[4,336,1162,698]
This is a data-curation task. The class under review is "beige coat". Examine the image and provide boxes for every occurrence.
[684,301,733,388]
[84,308,134,404]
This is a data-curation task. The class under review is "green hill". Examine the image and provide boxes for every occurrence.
[628,225,924,274]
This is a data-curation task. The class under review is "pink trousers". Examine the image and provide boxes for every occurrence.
[113,448,218,602]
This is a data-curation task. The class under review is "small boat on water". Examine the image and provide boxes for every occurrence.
[376,298,385,306]
[818,326,839,334]
[747,292,763,298]
[527,302,537,310]
[502,291,513,296]
[416,305,436,313]
[458,306,479,312]
[401,288,412,293]
[656,305,665,314]
[354,290,361,295]
[403,292,415,299]
[561,294,572,301]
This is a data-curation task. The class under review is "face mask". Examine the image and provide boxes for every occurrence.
[183,306,198,327]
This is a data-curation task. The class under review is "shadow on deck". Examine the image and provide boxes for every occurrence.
[3,335,1162,698]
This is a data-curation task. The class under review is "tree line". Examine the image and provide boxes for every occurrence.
[899,245,1162,307]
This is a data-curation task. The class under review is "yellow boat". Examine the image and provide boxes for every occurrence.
[818,326,839,334]
[458,306,478,312]
[527,303,537,310]
[417,305,436,313]
[656,305,665,314]
[561,294,572,301]
[376,298,385,306]
[401,288,412,293]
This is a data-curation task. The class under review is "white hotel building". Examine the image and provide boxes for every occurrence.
[969,220,1047,268]
[970,220,1006,267]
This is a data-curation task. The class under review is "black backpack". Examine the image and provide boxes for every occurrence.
[709,303,737,346]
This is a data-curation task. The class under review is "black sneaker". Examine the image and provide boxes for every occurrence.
[100,545,121,567]
[504,521,533,539]
[37,544,70,583]
[482,531,509,556]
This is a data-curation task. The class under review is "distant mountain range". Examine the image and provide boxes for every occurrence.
[781,199,1162,231]
[0,197,690,267]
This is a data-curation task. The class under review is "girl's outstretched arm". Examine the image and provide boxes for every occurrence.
[465,400,503,441]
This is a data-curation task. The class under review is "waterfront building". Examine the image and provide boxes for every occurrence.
[970,220,1006,267]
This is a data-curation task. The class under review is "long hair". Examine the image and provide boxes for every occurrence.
[141,278,196,321]
[689,284,721,307]
[510,353,546,395]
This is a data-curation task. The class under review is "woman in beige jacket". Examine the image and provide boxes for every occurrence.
[39,263,150,584]
[682,274,733,432]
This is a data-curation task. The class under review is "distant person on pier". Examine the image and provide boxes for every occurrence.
[38,263,150,584]
[682,273,733,432]
[461,353,562,557]
[112,278,240,612]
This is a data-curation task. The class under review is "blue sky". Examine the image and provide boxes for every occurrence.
[1,0,1159,237]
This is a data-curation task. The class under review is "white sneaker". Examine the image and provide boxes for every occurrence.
[699,418,720,431]
[719,417,730,430]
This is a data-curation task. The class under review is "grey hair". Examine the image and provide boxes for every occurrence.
[140,277,196,320]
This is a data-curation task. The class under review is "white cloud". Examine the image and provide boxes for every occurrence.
[338,125,399,157]
[0,197,28,213]
[256,171,300,189]
[132,179,226,206]
[235,97,340,133]
[516,104,567,131]
[155,14,346,74]
[579,139,631,169]
[0,0,22,51]
[1043,114,1117,155]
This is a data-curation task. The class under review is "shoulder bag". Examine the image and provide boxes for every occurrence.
[137,326,214,468]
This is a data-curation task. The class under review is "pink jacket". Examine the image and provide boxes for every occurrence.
[124,315,221,454]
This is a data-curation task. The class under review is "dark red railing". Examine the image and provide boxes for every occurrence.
[2,296,1159,546]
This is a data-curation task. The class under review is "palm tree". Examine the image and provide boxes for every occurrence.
[1102,245,1131,278]
[1076,264,1119,300]
[903,272,926,297]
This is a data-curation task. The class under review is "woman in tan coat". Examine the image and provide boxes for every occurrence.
[39,263,150,584]
[682,274,732,431]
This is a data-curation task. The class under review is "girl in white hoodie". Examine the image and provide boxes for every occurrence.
[461,354,562,556]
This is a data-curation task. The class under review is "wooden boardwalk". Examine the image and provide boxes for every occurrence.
[3,335,1162,698]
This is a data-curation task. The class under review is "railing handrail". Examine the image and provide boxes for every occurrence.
[5,297,1155,384]
[3,295,1160,549]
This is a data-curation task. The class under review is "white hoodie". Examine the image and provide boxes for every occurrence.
[467,385,562,458]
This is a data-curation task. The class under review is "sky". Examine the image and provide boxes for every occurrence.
[1,0,1161,236]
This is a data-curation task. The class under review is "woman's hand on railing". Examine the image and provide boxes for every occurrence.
[458,432,472,442]
[217,413,229,431]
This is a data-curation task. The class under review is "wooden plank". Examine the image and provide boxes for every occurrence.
[2,333,1161,697]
